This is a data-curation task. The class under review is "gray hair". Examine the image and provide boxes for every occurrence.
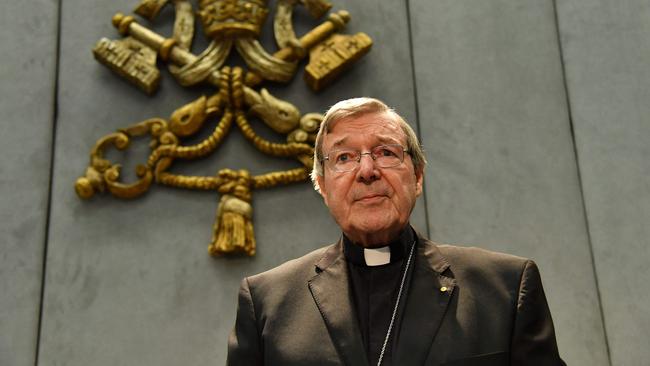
[310,97,427,191]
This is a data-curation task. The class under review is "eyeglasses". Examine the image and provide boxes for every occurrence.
[322,144,409,173]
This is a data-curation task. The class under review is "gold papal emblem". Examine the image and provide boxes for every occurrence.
[74,0,372,256]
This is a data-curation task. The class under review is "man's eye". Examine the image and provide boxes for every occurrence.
[336,152,355,163]
[379,148,397,157]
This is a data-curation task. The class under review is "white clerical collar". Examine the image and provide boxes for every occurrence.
[363,246,391,266]
[342,226,415,266]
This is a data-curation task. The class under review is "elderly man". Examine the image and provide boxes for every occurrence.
[227,97,565,365]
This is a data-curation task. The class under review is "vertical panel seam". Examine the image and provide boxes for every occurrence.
[34,0,62,365]
[551,0,612,364]
[405,0,431,239]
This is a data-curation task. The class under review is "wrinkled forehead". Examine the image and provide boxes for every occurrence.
[324,111,405,148]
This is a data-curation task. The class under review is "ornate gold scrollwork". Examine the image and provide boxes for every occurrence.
[77,0,373,256]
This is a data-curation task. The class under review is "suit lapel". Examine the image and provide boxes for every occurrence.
[393,237,456,365]
[308,241,369,366]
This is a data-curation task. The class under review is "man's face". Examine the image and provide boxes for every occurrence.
[316,111,423,248]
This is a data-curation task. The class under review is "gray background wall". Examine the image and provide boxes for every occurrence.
[1,0,648,365]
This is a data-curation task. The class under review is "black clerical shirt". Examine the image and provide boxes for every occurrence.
[343,227,416,366]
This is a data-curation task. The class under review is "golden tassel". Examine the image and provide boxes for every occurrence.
[209,194,256,256]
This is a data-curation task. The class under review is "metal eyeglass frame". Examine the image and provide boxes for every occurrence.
[321,144,410,173]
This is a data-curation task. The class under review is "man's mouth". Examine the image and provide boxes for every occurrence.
[355,194,387,203]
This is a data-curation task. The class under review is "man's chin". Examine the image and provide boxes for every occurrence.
[345,221,401,247]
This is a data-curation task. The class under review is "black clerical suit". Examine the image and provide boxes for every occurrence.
[344,227,417,366]
[227,231,565,365]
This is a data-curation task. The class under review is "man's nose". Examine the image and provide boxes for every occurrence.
[356,154,379,183]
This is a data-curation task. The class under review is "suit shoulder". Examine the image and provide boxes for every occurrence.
[433,242,532,283]
[241,244,334,310]
[437,243,528,265]
[247,244,333,285]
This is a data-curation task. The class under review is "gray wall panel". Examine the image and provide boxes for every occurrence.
[0,1,58,366]
[39,0,422,365]
[556,1,650,364]
[409,0,608,364]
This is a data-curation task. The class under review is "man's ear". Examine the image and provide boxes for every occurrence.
[414,168,424,197]
[316,175,328,204]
